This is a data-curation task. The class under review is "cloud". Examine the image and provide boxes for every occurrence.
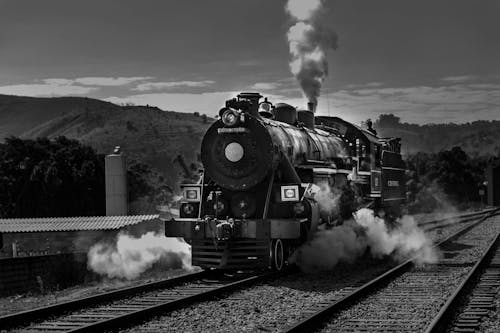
[312,82,500,125]
[43,78,74,85]
[74,76,153,86]
[250,82,280,90]
[0,81,98,97]
[346,82,384,89]
[133,80,216,92]
[104,91,240,114]
[440,75,477,83]
[0,76,156,97]
[106,80,500,125]
[42,76,153,87]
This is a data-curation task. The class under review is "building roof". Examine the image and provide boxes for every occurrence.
[0,215,159,233]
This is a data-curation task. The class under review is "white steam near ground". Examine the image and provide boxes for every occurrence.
[291,184,440,272]
[87,232,191,280]
[285,0,337,106]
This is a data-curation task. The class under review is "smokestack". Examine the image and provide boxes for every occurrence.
[307,101,316,113]
[105,146,128,216]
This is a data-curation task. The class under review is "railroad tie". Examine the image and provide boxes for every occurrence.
[451,253,500,333]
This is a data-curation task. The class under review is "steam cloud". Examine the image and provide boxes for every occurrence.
[87,232,191,280]
[291,185,439,272]
[285,0,338,106]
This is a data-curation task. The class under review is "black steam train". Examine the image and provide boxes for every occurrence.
[165,92,406,271]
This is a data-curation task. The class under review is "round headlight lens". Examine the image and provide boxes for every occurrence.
[222,110,239,127]
[293,202,305,215]
[224,142,244,162]
[293,200,310,217]
[213,199,228,215]
[182,203,195,215]
[186,190,197,200]
[285,189,296,199]
[231,192,256,219]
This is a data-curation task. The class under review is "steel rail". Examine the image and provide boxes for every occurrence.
[281,208,500,333]
[0,270,209,330]
[421,210,491,232]
[64,271,282,333]
[0,209,495,332]
[2,269,287,332]
[418,208,496,228]
[424,232,500,333]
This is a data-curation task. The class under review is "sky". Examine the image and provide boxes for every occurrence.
[1,0,499,125]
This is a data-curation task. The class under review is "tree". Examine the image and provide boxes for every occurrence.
[404,146,488,212]
[375,114,401,128]
[0,136,106,218]
[126,159,174,214]
[0,136,182,217]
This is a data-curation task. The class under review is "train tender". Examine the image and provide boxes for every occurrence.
[164,92,406,271]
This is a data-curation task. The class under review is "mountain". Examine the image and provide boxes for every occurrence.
[1,94,499,187]
[374,116,500,156]
[0,94,211,185]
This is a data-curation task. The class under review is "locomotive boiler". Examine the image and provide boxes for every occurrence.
[164,92,406,271]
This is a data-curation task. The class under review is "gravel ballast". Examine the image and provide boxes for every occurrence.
[0,268,195,317]
[319,214,500,333]
[121,215,498,332]
[1,211,495,332]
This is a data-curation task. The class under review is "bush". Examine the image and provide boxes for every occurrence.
[0,137,105,217]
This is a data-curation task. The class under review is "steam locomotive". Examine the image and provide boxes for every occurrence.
[164,92,406,271]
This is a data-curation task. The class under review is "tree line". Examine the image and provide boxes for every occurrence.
[0,137,495,218]
[0,137,170,218]
[405,146,493,212]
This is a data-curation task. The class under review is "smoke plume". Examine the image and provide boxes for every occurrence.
[285,0,338,106]
[291,183,439,272]
[87,232,191,280]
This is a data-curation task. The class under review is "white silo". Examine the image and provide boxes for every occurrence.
[105,146,128,215]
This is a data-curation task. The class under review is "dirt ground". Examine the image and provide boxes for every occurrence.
[0,267,197,316]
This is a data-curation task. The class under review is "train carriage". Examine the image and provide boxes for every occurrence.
[164,92,406,271]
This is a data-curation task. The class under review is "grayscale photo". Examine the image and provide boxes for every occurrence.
[0,0,499,332]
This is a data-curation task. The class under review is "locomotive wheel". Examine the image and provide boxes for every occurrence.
[271,239,287,271]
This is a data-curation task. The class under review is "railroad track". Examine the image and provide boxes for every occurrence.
[418,208,496,232]
[0,209,495,332]
[425,232,500,333]
[282,208,500,333]
[0,269,283,332]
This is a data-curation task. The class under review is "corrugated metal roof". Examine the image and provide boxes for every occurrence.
[0,215,159,233]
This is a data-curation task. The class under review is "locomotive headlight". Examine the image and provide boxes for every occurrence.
[224,142,244,162]
[182,186,201,202]
[180,202,199,218]
[280,185,300,202]
[222,109,240,127]
[213,198,228,216]
[231,192,256,219]
[183,203,195,215]
[293,202,305,215]
[186,190,198,200]
[292,200,310,217]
